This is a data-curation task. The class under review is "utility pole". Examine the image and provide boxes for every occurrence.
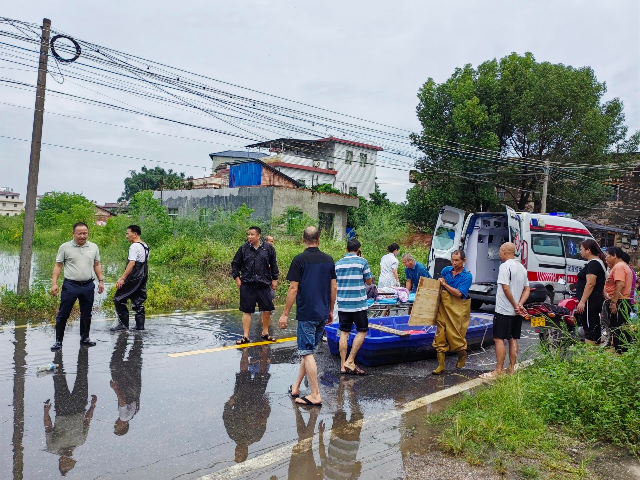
[17,18,51,295]
[540,159,550,214]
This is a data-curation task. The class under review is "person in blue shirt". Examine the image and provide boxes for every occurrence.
[401,254,431,293]
[432,250,474,375]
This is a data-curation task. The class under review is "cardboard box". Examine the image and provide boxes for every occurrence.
[408,277,441,326]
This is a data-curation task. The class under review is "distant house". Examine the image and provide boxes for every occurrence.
[0,189,24,216]
[246,137,383,199]
[99,201,128,214]
[193,150,271,189]
[94,206,114,225]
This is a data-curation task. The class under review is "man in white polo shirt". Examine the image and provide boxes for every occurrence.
[50,222,104,351]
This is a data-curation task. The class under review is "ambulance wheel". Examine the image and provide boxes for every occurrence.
[470,299,483,311]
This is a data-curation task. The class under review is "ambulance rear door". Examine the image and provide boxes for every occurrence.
[506,206,523,260]
[428,206,466,279]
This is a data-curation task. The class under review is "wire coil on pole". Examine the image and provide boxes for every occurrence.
[50,34,81,63]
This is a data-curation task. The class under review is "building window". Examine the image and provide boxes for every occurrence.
[2,203,5,207]
[167,207,178,220]
[287,209,303,235]
[345,150,353,165]
[199,208,209,225]
[359,153,367,167]
[610,185,619,202]
[13,203,17,207]
[349,187,358,196]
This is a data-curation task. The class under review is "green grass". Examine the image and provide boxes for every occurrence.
[428,317,640,478]
[0,283,64,319]
[0,198,429,316]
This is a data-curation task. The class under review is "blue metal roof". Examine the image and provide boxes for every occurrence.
[209,150,267,160]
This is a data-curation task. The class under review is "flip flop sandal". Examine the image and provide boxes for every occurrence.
[295,396,322,407]
[235,336,250,345]
[344,365,368,376]
[260,334,276,342]
[288,385,299,398]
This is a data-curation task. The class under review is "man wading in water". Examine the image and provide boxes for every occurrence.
[111,225,149,331]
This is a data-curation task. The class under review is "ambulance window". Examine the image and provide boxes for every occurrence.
[433,226,455,250]
[531,234,564,257]
[563,236,588,260]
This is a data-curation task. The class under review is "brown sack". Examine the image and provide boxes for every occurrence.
[408,277,441,326]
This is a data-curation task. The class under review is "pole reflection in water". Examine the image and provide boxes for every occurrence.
[12,326,27,480]
[223,345,271,464]
[43,347,97,476]
[110,332,144,436]
[287,378,364,480]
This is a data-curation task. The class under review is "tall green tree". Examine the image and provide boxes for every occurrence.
[119,166,193,201]
[409,52,639,226]
[35,192,96,228]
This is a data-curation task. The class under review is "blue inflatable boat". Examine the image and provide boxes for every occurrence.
[325,313,493,367]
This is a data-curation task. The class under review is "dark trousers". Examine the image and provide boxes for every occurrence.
[55,280,95,343]
[607,299,632,353]
[114,282,147,329]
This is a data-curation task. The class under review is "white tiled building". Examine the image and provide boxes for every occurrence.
[246,137,382,199]
[0,189,24,216]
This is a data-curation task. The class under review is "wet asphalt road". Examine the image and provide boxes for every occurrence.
[0,307,538,480]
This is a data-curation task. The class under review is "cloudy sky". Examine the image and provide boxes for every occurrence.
[1,0,638,204]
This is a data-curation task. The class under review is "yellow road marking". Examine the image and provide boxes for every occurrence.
[169,337,297,357]
[0,305,285,331]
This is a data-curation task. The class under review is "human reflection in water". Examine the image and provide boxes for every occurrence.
[288,404,323,479]
[223,345,271,463]
[287,378,363,480]
[43,346,97,476]
[322,379,363,480]
[110,332,143,436]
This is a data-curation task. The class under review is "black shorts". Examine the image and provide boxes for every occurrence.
[493,312,523,339]
[338,310,369,333]
[239,282,275,314]
[575,300,603,342]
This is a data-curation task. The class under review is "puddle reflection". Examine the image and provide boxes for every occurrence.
[43,347,96,476]
[110,332,144,436]
[288,379,364,480]
[224,345,272,464]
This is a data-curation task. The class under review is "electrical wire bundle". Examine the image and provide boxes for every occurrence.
[0,17,638,227]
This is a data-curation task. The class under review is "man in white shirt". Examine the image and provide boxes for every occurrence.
[482,242,530,378]
[111,225,149,331]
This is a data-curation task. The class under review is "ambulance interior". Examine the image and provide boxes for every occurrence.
[463,214,510,284]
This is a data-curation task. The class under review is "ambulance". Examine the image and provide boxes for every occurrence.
[427,206,595,309]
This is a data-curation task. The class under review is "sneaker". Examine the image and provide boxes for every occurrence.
[50,341,62,351]
[80,339,97,347]
[110,323,128,332]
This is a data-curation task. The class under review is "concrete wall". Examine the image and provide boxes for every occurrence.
[271,189,358,240]
[272,188,318,219]
[154,187,274,221]
[155,187,359,240]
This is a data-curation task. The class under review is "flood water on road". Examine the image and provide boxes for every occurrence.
[0,307,538,480]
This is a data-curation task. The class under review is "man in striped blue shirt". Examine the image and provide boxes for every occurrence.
[335,239,373,375]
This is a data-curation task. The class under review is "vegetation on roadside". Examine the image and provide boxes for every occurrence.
[0,188,428,317]
[428,318,640,479]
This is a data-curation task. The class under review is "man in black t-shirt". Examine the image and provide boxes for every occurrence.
[279,226,337,407]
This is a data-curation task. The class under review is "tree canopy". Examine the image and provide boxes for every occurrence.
[408,52,639,227]
[120,166,193,201]
[35,192,96,228]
